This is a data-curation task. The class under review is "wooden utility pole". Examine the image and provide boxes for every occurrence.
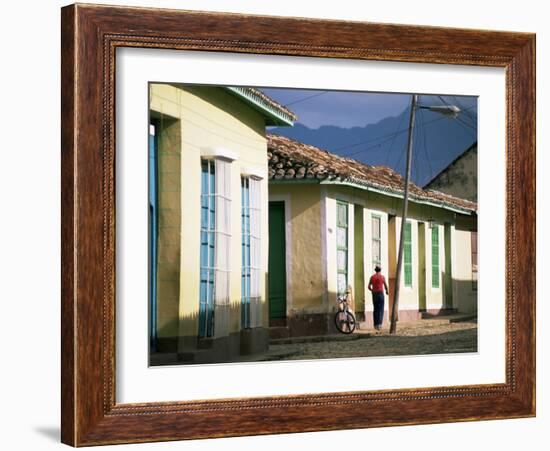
[390,94,417,335]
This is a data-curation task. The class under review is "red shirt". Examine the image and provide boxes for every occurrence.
[369,273,386,293]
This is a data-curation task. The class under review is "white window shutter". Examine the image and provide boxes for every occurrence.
[214,159,231,337]
[249,178,262,328]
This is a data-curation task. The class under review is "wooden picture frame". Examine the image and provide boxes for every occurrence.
[61,3,535,446]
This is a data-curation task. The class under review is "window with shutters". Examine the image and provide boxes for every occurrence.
[241,177,261,328]
[372,214,382,269]
[471,232,478,291]
[336,201,349,296]
[404,221,413,287]
[199,158,231,338]
[431,226,440,288]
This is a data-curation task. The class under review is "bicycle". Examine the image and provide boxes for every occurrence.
[334,294,356,334]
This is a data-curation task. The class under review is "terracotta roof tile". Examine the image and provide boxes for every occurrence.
[267,134,477,213]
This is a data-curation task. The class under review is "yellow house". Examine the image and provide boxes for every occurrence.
[148,85,295,364]
[267,134,478,337]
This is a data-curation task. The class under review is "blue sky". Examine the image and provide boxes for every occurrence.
[262,88,412,129]
[258,87,478,186]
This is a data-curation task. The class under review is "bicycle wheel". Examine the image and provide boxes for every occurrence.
[334,310,356,334]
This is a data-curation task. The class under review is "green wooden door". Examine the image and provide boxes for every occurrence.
[268,202,287,320]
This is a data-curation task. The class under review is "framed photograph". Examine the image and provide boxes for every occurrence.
[61,3,535,446]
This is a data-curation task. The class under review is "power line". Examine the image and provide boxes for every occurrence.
[451,95,478,126]
[343,133,406,158]
[394,142,406,174]
[437,95,476,139]
[413,124,419,184]
[419,109,434,184]
[453,115,477,137]
[337,104,478,155]
[339,104,478,159]
[437,95,477,132]
[384,105,408,167]
[284,91,329,106]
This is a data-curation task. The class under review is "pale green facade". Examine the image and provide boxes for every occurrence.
[269,180,477,332]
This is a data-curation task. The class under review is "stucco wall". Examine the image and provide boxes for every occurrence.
[324,186,390,315]
[361,208,389,314]
[452,228,478,313]
[324,186,464,314]
[271,183,477,321]
[269,183,324,315]
[150,84,271,341]
[423,223,445,311]
[150,114,181,339]
[389,215,420,311]
[426,144,478,202]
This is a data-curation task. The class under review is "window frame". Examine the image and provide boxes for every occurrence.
[471,231,478,291]
[403,220,413,287]
[371,213,382,269]
[431,225,440,289]
[148,122,159,351]
[241,177,251,328]
[199,158,217,338]
[336,200,349,296]
[240,176,261,329]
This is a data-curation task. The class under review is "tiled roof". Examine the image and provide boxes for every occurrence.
[267,134,477,214]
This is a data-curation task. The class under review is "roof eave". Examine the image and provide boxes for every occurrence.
[318,178,476,215]
[225,87,295,126]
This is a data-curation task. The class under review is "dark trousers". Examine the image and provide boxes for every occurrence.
[372,292,385,327]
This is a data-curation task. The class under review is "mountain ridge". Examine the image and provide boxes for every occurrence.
[269,105,477,187]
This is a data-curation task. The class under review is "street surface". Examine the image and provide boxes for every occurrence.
[263,317,477,361]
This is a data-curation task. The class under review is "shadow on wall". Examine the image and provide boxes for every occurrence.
[447,276,478,314]
[282,290,346,337]
[152,296,269,365]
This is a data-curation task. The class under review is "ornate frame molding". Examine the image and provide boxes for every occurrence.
[61,4,535,446]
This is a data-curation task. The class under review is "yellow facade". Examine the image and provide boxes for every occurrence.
[268,184,325,315]
[150,84,272,353]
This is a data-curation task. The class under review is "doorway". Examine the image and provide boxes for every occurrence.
[268,201,287,321]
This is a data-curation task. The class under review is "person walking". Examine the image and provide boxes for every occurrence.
[368,265,389,332]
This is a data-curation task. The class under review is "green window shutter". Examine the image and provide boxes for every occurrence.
[431,226,440,288]
[403,221,412,287]
[336,201,348,296]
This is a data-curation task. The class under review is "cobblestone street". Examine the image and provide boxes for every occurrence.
[262,317,477,362]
